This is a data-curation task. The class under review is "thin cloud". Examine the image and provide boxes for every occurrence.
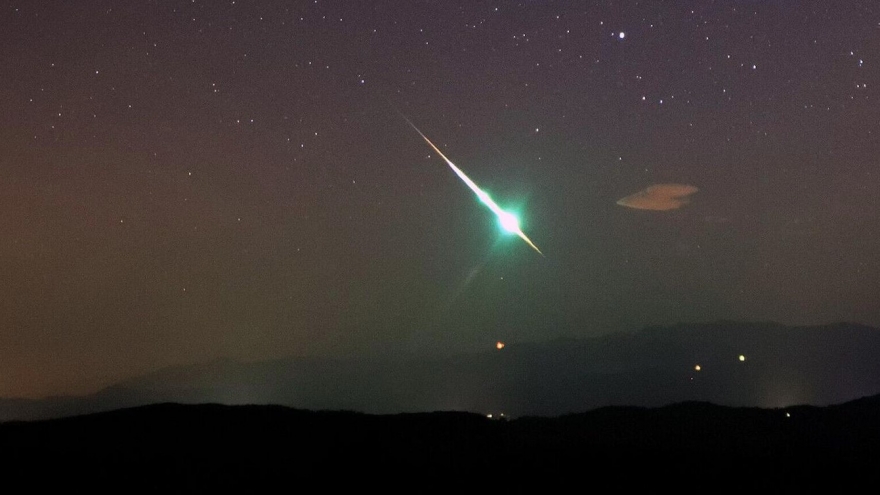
[616,184,699,211]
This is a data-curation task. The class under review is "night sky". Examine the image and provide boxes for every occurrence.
[2,0,878,399]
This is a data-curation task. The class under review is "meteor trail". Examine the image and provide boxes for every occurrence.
[401,116,543,256]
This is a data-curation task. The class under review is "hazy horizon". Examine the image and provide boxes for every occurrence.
[5,320,880,420]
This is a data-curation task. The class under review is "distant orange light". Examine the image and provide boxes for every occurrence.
[694,364,701,371]
[496,341,505,350]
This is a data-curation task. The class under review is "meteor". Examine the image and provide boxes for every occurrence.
[401,116,543,256]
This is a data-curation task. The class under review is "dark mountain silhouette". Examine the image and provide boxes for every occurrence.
[2,397,879,489]
[4,321,880,421]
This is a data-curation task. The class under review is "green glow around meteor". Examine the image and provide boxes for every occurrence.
[401,116,543,256]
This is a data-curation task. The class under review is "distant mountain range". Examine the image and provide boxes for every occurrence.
[4,321,880,421]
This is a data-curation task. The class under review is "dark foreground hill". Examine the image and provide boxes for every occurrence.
[3,397,880,489]
[4,321,880,422]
